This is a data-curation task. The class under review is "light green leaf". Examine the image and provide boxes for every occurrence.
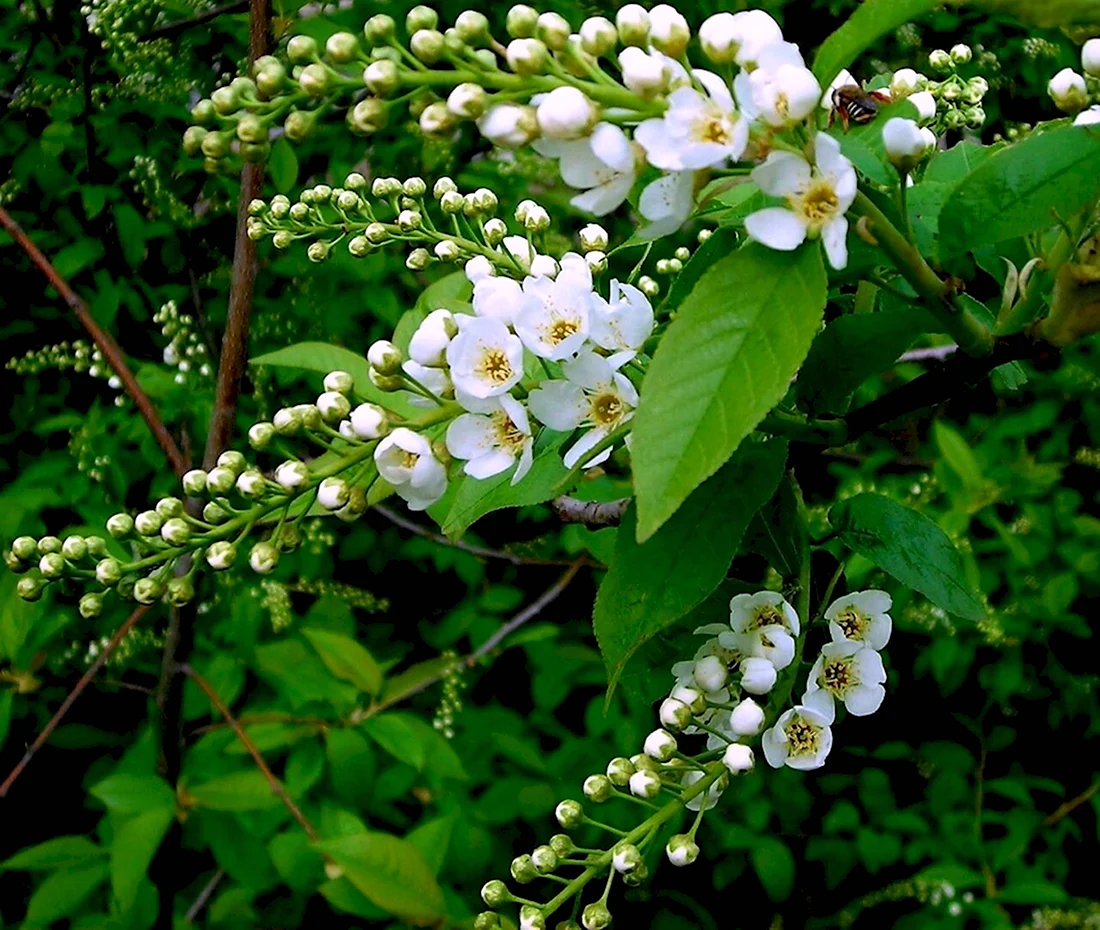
[908,141,998,247]
[406,814,457,876]
[751,836,796,902]
[25,861,109,924]
[189,770,282,811]
[595,440,787,696]
[316,831,446,922]
[250,342,368,396]
[933,421,984,493]
[269,137,299,194]
[254,638,360,710]
[440,429,570,537]
[831,493,986,621]
[939,126,1100,261]
[302,627,384,696]
[2,835,104,871]
[632,243,826,541]
[110,806,174,911]
[89,772,175,814]
[361,713,425,770]
[812,0,941,85]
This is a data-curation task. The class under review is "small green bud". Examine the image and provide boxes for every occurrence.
[191,99,216,123]
[307,241,330,263]
[61,535,87,561]
[133,577,163,605]
[406,5,438,33]
[284,108,318,142]
[236,114,268,144]
[183,125,209,156]
[520,906,546,930]
[256,63,287,97]
[203,501,230,524]
[326,31,361,63]
[410,29,445,64]
[583,774,614,803]
[272,230,294,250]
[287,34,319,64]
[134,511,163,536]
[581,902,612,930]
[79,592,104,618]
[248,541,280,574]
[929,48,952,71]
[236,469,266,499]
[116,576,136,600]
[274,523,302,552]
[480,880,510,907]
[537,12,571,51]
[206,541,237,570]
[611,842,642,874]
[12,536,38,561]
[554,799,584,829]
[106,513,134,538]
[506,4,539,38]
[368,340,403,375]
[273,407,302,436]
[605,756,635,786]
[363,59,400,95]
[348,97,388,134]
[242,139,269,161]
[166,576,195,606]
[85,536,108,559]
[156,497,185,518]
[474,913,502,930]
[531,845,558,873]
[4,550,26,573]
[455,11,489,44]
[38,536,61,554]
[210,85,240,115]
[364,13,396,44]
[230,76,257,99]
[160,518,191,546]
[96,558,123,586]
[205,466,236,494]
[17,576,46,601]
[510,854,538,884]
[549,834,574,857]
[248,422,275,450]
[298,63,330,97]
[182,469,207,495]
[349,235,372,257]
[200,131,231,159]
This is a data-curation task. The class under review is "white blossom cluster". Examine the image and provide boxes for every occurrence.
[1048,38,1100,125]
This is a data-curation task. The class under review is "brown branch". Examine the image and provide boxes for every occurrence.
[0,606,149,799]
[552,496,631,528]
[184,869,225,922]
[139,0,250,40]
[0,206,188,476]
[1044,777,1100,826]
[180,665,319,840]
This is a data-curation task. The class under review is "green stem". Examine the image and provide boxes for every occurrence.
[759,410,847,446]
[850,191,993,356]
[1007,218,1082,337]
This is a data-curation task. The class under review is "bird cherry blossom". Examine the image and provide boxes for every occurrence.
[374,427,448,511]
[408,308,457,367]
[744,132,857,270]
[729,590,800,670]
[589,279,655,359]
[445,316,525,399]
[445,395,534,484]
[762,706,834,770]
[515,266,597,360]
[801,641,887,724]
[826,590,892,650]
[534,123,639,216]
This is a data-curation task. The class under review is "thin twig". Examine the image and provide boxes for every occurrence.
[184,869,225,922]
[898,344,959,363]
[0,606,148,799]
[552,496,631,528]
[0,206,188,476]
[373,504,576,566]
[139,0,250,40]
[1044,778,1100,826]
[180,664,319,841]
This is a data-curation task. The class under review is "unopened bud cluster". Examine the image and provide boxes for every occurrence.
[1048,39,1100,126]
[890,47,990,132]
[7,339,127,403]
[154,301,213,385]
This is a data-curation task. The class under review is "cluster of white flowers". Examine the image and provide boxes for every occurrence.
[1049,38,1100,125]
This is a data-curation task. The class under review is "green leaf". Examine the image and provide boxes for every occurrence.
[440,429,570,537]
[254,638,360,710]
[361,713,425,770]
[812,0,941,84]
[750,836,795,902]
[831,493,986,621]
[2,835,105,871]
[250,342,368,396]
[89,772,175,814]
[25,861,109,924]
[933,421,984,493]
[632,243,826,540]
[796,307,933,415]
[316,831,446,922]
[110,806,174,912]
[406,814,457,876]
[951,0,1100,26]
[269,137,299,194]
[302,627,383,696]
[939,126,1100,261]
[744,476,808,578]
[595,440,787,696]
[189,770,283,811]
[908,141,998,248]
[114,203,146,269]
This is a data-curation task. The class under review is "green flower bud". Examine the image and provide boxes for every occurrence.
[406,5,438,33]
[107,513,134,538]
[211,85,240,115]
[160,518,191,546]
[237,114,268,144]
[256,63,287,97]
[554,799,584,829]
[549,834,574,857]
[205,466,236,494]
[293,403,322,430]
[363,59,400,96]
[531,845,558,873]
[622,859,649,886]
[134,511,163,536]
[85,536,108,559]
[474,913,502,930]
[583,774,614,802]
[133,577,163,605]
[950,43,972,64]
[61,535,87,561]
[605,756,635,786]
[200,131,231,159]
[455,10,489,44]
[248,541,280,574]
[520,906,546,930]
[17,576,46,601]
[929,48,952,71]
[274,523,302,552]
[166,576,195,606]
[4,550,27,573]
[510,854,538,884]
[12,536,38,561]
[536,11,571,51]
[183,125,209,156]
[506,4,539,38]
[406,247,432,270]
[116,576,136,600]
[349,235,372,257]
[230,76,257,99]
[236,469,266,499]
[79,592,104,618]
[410,29,445,64]
[241,140,269,163]
[203,501,230,524]
[364,13,396,44]
[284,108,319,142]
[298,63,330,96]
[96,558,122,586]
[507,37,549,75]
[611,842,642,874]
[580,16,617,56]
[248,422,275,450]
[206,541,237,570]
[182,469,208,495]
[287,35,319,64]
[191,99,216,123]
[38,536,61,554]
[307,241,330,263]
[326,31,361,63]
[156,497,185,518]
[348,98,388,134]
[581,902,612,930]
[480,880,510,907]
[368,340,403,375]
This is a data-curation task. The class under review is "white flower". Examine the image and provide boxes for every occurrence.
[820,69,857,111]
[722,743,755,774]
[445,395,534,484]
[618,46,669,97]
[745,132,857,270]
[908,90,937,122]
[825,590,892,650]
[589,279,654,356]
[729,591,800,670]
[728,698,765,736]
[748,63,821,128]
[536,122,638,216]
[691,654,728,693]
[638,171,696,239]
[802,641,887,724]
[445,316,524,399]
[514,266,595,360]
[1084,39,1100,78]
[477,103,539,147]
[698,10,783,69]
[536,86,599,140]
[739,656,777,695]
[402,360,452,402]
[1075,105,1100,126]
[350,403,389,439]
[274,460,309,490]
[374,428,448,511]
[1048,68,1088,114]
[891,67,921,98]
[762,706,833,770]
[683,770,725,812]
[666,835,699,867]
[528,349,638,469]
[502,235,537,273]
[472,276,522,325]
[408,308,457,367]
[635,71,748,170]
[882,117,931,170]
[919,126,938,150]
[465,255,494,283]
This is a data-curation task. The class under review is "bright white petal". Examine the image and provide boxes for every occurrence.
[465,449,516,480]
[801,687,836,724]
[511,439,534,485]
[845,683,885,716]
[446,413,496,460]
[571,174,634,216]
[752,151,812,197]
[693,68,734,111]
[590,122,634,172]
[822,217,849,270]
[635,119,685,171]
[563,427,611,469]
[528,380,587,430]
[761,723,788,769]
[745,207,808,251]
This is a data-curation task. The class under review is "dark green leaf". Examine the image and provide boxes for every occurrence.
[302,627,383,695]
[110,806,174,911]
[750,836,795,902]
[952,0,1100,26]
[939,126,1100,261]
[1,835,104,871]
[832,493,986,621]
[89,773,175,814]
[254,638,360,710]
[595,440,787,696]
[316,831,446,922]
[269,137,299,194]
[361,713,425,770]
[812,0,941,84]
[114,203,146,269]
[25,862,109,924]
[744,476,808,578]
[406,814,457,876]
[632,243,826,540]
[189,770,282,811]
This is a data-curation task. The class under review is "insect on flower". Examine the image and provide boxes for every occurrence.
[829,84,892,132]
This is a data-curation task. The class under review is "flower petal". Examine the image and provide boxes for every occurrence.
[752,151,812,197]
[528,380,587,431]
[745,207,808,251]
[446,413,496,460]
[465,449,516,480]
[844,683,885,716]
[590,122,634,172]
[822,217,849,270]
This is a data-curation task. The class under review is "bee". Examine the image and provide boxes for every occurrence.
[829,84,892,132]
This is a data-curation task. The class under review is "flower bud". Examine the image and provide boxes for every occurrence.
[434,240,460,263]
[618,46,668,97]
[206,540,236,570]
[649,4,690,57]
[160,518,191,546]
[578,223,608,252]
[397,209,422,231]
[890,67,920,99]
[363,13,395,44]
[1049,68,1088,114]
[883,117,930,171]
[235,469,265,499]
[134,511,163,536]
[248,541,280,574]
[182,469,207,495]
[206,465,237,495]
[659,697,693,731]
[554,799,584,828]
[582,902,612,930]
[410,29,445,64]
[723,743,755,774]
[61,535,87,561]
[693,654,728,693]
[419,101,455,136]
[79,592,104,618]
[4,550,26,573]
[612,842,642,874]
[506,4,539,38]
[474,914,501,930]
[1083,38,1100,78]
[200,131,231,159]
[453,10,489,45]
[165,576,195,606]
[316,391,351,423]
[17,575,46,601]
[210,85,240,115]
[133,577,163,605]
[506,37,550,75]
[578,16,616,58]
[519,905,546,930]
[740,656,777,694]
[287,34,319,63]
[314,476,349,511]
[275,460,310,491]
[406,4,437,32]
[96,558,122,586]
[369,369,404,392]
[39,552,65,578]
[404,248,430,271]
[536,11,570,51]
[214,450,245,475]
[298,63,330,97]
[191,99,216,123]
[236,114,268,144]
[628,769,661,799]
[943,107,967,130]
[584,251,607,274]
[325,31,360,63]
[106,513,134,538]
[950,43,972,64]
[284,108,318,142]
[928,49,952,72]
[37,536,61,555]
[908,90,937,122]
[965,105,986,128]
[666,834,699,867]
[605,756,635,786]
[643,728,677,762]
[256,63,286,97]
[203,502,230,524]
[11,536,37,561]
[510,853,538,884]
[348,98,388,134]
[306,241,329,264]
[583,774,614,802]
[531,845,558,873]
[728,697,765,736]
[536,86,598,140]
[183,125,208,156]
[549,834,574,857]
[447,82,487,120]
[480,880,510,907]
[367,340,403,375]
[482,218,507,245]
[615,4,649,46]
[638,275,659,298]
